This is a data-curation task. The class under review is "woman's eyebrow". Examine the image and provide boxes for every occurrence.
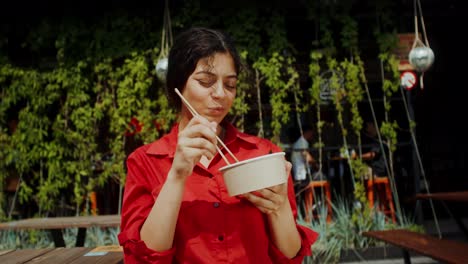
[225,74,238,79]
[194,70,215,76]
[194,71,237,79]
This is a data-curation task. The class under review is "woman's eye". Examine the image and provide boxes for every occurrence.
[198,80,215,87]
[225,81,237,89]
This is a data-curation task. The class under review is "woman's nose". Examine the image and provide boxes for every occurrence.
[211,81,226,97]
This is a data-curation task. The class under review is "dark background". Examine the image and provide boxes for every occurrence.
[2,0,465,220]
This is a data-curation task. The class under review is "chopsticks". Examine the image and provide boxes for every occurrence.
[174,88,239,165]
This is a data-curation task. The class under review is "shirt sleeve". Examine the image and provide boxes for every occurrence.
[118,150,176,264]
[268,144,319,263]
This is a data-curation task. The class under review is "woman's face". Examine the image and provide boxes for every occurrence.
[181,52,237,125]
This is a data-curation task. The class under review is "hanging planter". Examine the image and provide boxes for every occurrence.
[409,45,434,73]
[408,0,434,89]
[155,56,168,81]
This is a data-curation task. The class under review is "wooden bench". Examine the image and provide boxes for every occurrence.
[0,215,120,247]
[362,229,468,264]
[0,245,123,264]
[415,191,468,202]
[415,191,468,239]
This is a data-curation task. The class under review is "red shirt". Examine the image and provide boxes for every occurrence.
[118,122,318,263]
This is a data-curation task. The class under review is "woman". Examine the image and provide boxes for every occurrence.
[118,27,318,263]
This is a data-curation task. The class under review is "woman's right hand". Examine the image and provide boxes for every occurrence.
[170,116,218,180]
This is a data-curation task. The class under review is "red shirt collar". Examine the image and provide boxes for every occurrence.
[146,121,259,157]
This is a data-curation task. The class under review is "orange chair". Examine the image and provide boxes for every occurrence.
[304,180,332,222]
[366,176,396,223]
[90,191,98,216]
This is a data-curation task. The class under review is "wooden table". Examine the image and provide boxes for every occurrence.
[415,191,468,202]
[415,191,468,239]
[0,215,120,247]
[363,229,468,264]
[0,245,123,264]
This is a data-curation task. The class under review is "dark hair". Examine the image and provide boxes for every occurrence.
[165,27,242,109]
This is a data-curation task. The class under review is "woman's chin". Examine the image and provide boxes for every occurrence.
[204,114,227,124]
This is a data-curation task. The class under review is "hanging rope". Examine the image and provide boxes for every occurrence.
[159,0,173,60]
[411,0,433,89]
[378,59,402,221]
[413,0,430,49]
[405,1,441,236]
[8,174,22,219]
[255,69,264,138]
[155,0,173,81]
[292,80,328,222]
[399,84,442,238]
[364,63,403,221]
[118,136,126,215]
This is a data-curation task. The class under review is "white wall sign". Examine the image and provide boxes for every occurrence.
[319,70,343,103]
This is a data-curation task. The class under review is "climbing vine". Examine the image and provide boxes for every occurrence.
[230,51,252,131]
[0,46,176,217]
[308,51,324,173]
[338,15,368,205]
[374,28,403,219]
[253,53,298,143]
[1,0,409,223]
[0,1,302,218]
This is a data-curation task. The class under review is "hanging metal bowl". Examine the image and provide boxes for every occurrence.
[155,57,168,82]
[408,46,435,72]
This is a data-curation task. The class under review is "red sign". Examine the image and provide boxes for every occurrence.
[400,71,417,90]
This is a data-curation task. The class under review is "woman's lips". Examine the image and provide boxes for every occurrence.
[208,107,225,115]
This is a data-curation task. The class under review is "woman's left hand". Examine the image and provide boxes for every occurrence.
[240,161,292,215]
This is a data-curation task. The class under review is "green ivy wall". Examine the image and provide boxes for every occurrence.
[0,0,404,219]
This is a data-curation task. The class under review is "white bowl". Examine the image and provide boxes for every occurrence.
[219,152,287,196]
